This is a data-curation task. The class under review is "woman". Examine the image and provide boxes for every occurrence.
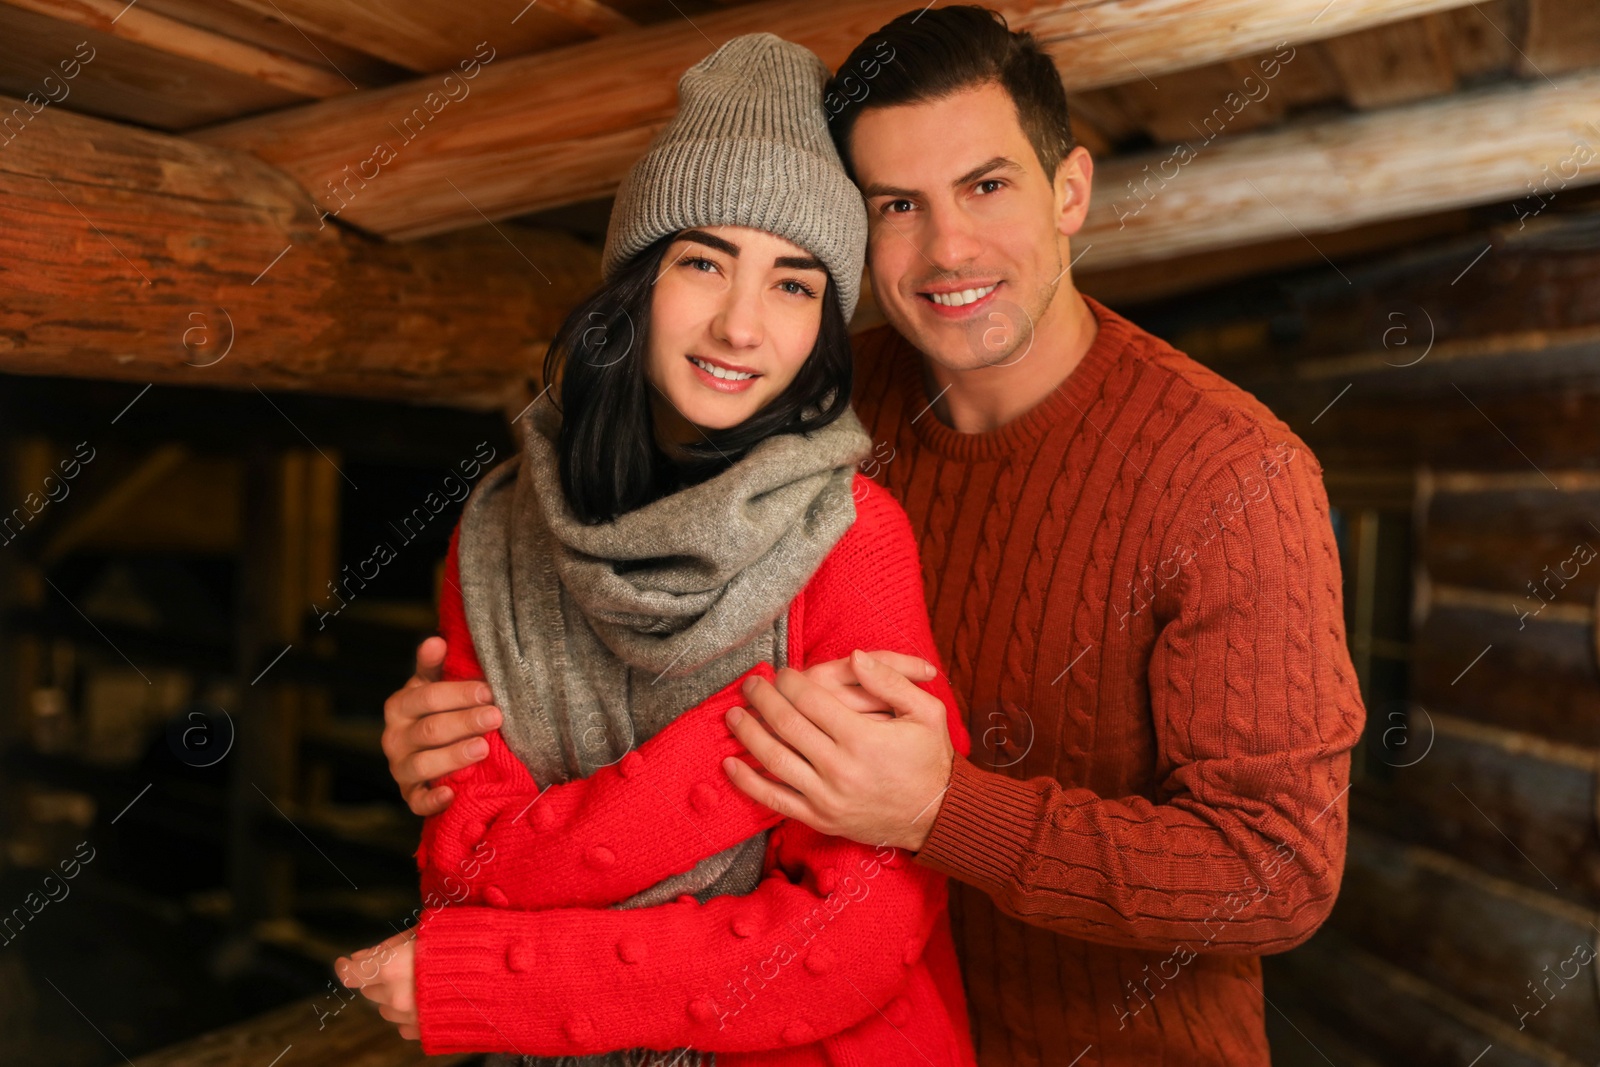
[336,33,977,1067]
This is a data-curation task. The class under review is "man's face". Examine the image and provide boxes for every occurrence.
[848,81,1091,371]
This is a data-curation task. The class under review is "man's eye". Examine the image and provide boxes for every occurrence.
[883,199,913,215]
[977,180,1004,194]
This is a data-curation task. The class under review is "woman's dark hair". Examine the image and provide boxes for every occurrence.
[826,6,1076,182]
[541,232,854,525]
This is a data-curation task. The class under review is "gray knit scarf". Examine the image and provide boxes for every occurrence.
[457,392,869,1067]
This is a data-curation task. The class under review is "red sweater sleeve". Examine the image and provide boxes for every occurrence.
[414,476,971,1056]
[419,524,782,911]
[912,433,1365,954]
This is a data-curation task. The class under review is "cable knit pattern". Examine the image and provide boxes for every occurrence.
[848,295,1367,1067]
[414,476,977,1066]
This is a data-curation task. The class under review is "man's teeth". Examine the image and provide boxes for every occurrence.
[928,284,998,308]
[689,356,756,381]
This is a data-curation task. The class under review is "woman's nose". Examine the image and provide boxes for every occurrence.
[712,287,764,349]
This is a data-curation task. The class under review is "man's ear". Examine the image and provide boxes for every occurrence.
[1054,145,1093,237]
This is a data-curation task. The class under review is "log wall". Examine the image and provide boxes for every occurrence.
[1148,201,1600,1065]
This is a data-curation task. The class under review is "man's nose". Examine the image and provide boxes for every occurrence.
[922,202,985,271]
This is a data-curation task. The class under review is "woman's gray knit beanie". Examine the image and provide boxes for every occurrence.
[601,33,869,321]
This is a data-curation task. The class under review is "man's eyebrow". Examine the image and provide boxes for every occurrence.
[774,255,825,270]
[860,156,1025,201]
[953,155,1024,187]
[860,181,921,200]
[677,229,739,256]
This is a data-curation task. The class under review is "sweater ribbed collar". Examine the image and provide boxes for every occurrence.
[891,292,1132,462]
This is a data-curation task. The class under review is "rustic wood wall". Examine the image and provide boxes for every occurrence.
[1132,193,1600,1066]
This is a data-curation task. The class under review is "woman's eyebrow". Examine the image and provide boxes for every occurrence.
[774,255,824,270]
[678,229,740,256]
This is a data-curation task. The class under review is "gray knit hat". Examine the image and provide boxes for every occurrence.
[601,33,869,321]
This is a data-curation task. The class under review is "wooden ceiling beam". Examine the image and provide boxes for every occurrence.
[0,0,353,98]
[1077,68,1600,272]
[219,0,632,74]
[194,0,1480,240]
[0,95,599,409]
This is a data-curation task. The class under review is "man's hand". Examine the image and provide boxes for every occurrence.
[382,637,502,817]
[335,930,417,1040]
[722,649,955,852]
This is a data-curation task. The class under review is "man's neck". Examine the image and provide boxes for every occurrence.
[921,285,1097,435]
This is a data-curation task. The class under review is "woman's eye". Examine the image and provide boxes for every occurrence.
[684,256,718,273]
[778,279,817,297]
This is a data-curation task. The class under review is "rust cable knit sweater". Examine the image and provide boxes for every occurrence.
[852,294,1367,1067]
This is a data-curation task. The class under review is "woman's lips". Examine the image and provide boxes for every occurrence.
[686,353,760,393]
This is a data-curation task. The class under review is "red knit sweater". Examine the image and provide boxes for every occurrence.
[412,475,979,1065]
[852,294,1367,1067]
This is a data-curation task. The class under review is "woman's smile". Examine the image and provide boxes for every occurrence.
[686,352,763,393]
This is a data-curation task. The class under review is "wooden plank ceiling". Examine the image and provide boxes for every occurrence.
[5,0,1600,403]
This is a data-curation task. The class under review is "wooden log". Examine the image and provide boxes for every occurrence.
[0,0,352,98]
[1422,480,1600,598]
[1521,0,1600,77]
[1440,1,1517,80]
[1174,207,1600,370]
[1265,931,1584,1067]
[0,3,311,131]
[130,988,473,1065]
[1331,827,1600,1058]
[1411,597,1599,748]
[1254,379,1600,474]
[1320,13,1457,108]
[219,0,613,72]
[1353,709,1600,905]
[193,0,1481,239]
[1086,68,1600,272]
[0,93,599,408]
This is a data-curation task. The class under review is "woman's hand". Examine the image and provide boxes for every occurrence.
[335,930,418,1040]
[801,649,935,719]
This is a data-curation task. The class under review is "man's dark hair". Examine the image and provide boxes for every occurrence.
[826,5,1077,182]
[543,232,854,525]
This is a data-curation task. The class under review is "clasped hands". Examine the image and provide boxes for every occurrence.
[340,639,957,1038]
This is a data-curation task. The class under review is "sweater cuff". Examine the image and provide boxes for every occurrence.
[912,755,1043,897]
[415,907,543,1055]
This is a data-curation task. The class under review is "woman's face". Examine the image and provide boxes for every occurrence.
[644,225,830,446]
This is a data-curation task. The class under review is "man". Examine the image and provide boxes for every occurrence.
[382,8,1366,1065]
